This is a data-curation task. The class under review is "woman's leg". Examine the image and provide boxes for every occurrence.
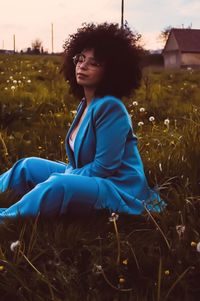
[0,173,99,220]
[0,157,67,194]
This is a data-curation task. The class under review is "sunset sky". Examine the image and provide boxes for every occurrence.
[1,0,200,52]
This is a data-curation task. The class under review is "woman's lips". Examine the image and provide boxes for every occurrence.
[77,73,88,78]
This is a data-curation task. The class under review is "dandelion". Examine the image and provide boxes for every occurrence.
[149,116,155,122]
[164,118,170,126]
[10,240,21,252]
[0,266,4,271]
[191,241,197,247]
[138,121,144,127]
[132,101,138,106]
[197,242,200,253]
[176,225,185,238]
[93,264,103,274]
[139,107,145,112]
[109,212,119,222]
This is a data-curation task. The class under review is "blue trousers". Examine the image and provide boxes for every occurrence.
[0,157,99,221]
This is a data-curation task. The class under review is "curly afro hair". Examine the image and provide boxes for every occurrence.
[62,22,142,100]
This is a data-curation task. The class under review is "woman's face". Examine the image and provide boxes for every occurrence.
[74,49,105,92]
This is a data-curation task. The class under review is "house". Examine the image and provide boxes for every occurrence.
[163,28,200,69]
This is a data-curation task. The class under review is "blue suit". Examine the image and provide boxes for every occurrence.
[0,96,163,221]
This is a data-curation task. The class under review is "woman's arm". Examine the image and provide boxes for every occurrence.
[70,98,131,177]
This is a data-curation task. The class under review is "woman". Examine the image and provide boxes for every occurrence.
[0,23,163,222]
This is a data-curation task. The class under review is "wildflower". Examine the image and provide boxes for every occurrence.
[27,79,31,83]
[38,146,42,149]
[191,241,197,247]
[70,110,77,115]
[138,121,144,127]
[23,76,26,79]
[4,87,8,90]
[122,259,128,265]
[132,101,138,106]
[119,277,126,284]
[139,107,145,112]
[164,118,170,126]
[0,266,4,271]
[0,71,4,75]
[93,264,103,274]
[10,86,16,91]
[176,225,185,238]
[164,270,170,275]
[18,80,21,84]
[196,242,200,253]
[10,240,20,252]
[13,80,17,84]
[149,116,155,122]
[6,80,9,83]
[109,212,119,222]
[38,70,42,73]
[9,76,13,79]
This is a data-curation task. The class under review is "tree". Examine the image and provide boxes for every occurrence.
[158,26,172,44]
[31,38,43,54]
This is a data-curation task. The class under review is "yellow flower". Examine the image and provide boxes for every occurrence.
[0,265,4,271]
[123,259,128,265]
[164,270,170,275]
[191,241,197,247]
[119,277,125,284]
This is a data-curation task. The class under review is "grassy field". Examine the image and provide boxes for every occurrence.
[0,54,200,301]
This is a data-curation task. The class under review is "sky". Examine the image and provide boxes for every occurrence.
[0,0,200,52]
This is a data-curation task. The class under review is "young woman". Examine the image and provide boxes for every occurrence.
[0,23,163,222]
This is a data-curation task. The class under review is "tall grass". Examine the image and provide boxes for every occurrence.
[0,54,200,300]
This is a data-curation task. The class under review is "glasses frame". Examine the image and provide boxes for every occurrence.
[73,53,103,70]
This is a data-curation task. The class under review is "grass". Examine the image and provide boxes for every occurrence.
[0,54,200,300]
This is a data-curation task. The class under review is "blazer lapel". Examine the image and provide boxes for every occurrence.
[74,112,90,167]
[65,99,86,167]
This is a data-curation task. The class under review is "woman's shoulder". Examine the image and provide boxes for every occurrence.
[93,95,127,112]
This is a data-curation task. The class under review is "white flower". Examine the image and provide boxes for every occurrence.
[23,76,26,79]
[164,118,170,126]
[6,80,9,83]
[4,87,8,90]
[13,80,17,84]
[197,242,200,253]
[9,76,13,80]
[109,212,119,222]
[18,80,21,84]
[149,116,155,122]
[139,107,145,112]
[138,121,144,127]
[11,86,16,90]
[38,70,42,73]
[27,79,31,83]
[132,101,138,106]
[10,240,21,252]
[176,225,186,238]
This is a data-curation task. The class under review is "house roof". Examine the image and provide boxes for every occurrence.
[164,28,200,53]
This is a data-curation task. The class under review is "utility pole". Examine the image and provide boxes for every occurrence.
[51,23,54,54]
[121,0,124,28]
[13,34,16,53]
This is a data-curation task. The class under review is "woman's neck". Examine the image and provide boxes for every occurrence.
[84,88,95,106]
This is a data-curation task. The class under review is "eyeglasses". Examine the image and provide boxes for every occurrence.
[73,53,102,70]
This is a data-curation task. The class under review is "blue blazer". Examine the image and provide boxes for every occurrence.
[64,95,162,214]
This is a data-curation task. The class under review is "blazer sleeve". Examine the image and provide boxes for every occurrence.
[70,98,131,177]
